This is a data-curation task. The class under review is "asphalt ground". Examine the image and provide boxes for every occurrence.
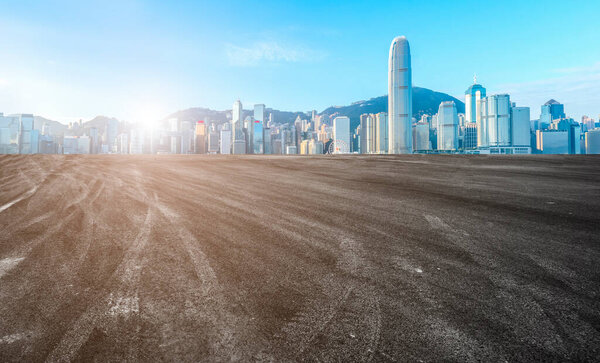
[0,154,599,362]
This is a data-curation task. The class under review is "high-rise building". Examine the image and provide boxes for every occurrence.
[294,116,302,149]
[254,104,265,125]
[366,114,376,153]
[300,140,310,155]
[309,139,324,154]
[581,116,595,131]
[253,120,263,154]
[359,114,368,154]
[314,114,321,132]
[0,114,17,154]
[232,100,244,143]
[286,145,297,155]
[585,129,600,154]
[480,94,511,147]
[420,114,432,129]
[268,112,274,127]
[264,128,272,154]
[195,121,207,154]
[413,122,430,151]
[458,113,465,127]
[220,122,232,154]
[117,133,129,154]
[77,136,90,154]
[208,123,219,154]
[232,139,246,154]
[106,118,119,151]
[42,122,51,136]
[436,101,459,151]
[571,123,581,155]
[540,99,565,126]
[511,106,531,147]
[464,122,478,149]
[39,134,55,154]
[290,126,297,153]
[352,126,361,153]
[63,136,79,154]
[388,36,412,154]
[333,116,351,154]
[280,128,287,154]
[17,114,34,154]
[169,118,179,154]
[536,130,569,154]
[475,97,531,153]
[465,78,486,124]
[180,121,193,154]
[375,112,388,153]
[89,127,99,154]
[244,116,254,154]
[359,114,377,153]
[549,118,581,154]
[130,129,144,154]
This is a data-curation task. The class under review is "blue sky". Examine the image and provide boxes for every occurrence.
[0,0,599,124]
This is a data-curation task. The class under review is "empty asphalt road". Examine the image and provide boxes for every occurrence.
[0,154,599,362]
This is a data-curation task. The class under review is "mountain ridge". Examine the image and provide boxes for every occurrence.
[30,86,464,134]
[164,87,465,130]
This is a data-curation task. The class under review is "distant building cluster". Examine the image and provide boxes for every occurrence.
[0,115,117,155]
[347,85,598,155]
[187,101,333,156]
[0,106,336,156]
[1,36,599,156]
[347,36,598,155]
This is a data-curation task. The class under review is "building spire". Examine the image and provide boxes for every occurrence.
[473,73,477,84]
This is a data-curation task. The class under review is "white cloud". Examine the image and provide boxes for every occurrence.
[495,62,600,119]
[553,62,600,74]
[225,41,323,67]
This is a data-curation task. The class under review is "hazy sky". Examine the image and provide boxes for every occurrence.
[0,0,599,124]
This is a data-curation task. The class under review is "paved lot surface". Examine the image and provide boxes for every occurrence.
[0,154,599,362]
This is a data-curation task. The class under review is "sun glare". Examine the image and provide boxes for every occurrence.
[129,103,167,131]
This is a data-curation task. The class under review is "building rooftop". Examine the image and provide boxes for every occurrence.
[544,99,562,106]
[465,83,486,94]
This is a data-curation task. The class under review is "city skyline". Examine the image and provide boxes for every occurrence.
[1,0,599,124]
[2,26,598,157]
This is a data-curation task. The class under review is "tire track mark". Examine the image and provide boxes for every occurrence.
[183,185,382,361]
[152,196,252,361]
[45,206,154,363]
[0,186,39,214]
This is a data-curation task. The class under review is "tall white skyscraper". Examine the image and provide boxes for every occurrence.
[465,77,486,124]
[375,112,388,153]
[366,114,375,153]
[436,101,459,151]
[483,94,511,147]
[232,99,244,142]
[333,116,351,154]
[388,36,412,154]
